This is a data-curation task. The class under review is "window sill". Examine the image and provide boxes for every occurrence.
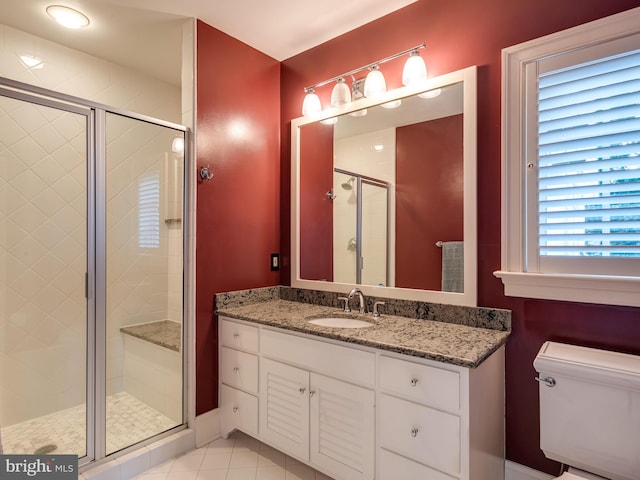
[493,271,640,308]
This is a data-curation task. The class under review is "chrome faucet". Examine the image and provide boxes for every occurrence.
[348,288,367,314]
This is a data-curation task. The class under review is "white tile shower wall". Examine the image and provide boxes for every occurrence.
[0,24,181,122]
[0,23,182,427]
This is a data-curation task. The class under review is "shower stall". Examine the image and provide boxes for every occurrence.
[0,79,187,464]
[333,168,390,286]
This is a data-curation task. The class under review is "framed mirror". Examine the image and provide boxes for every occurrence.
[291,66,477,306]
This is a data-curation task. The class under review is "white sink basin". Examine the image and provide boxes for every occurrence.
[307,317,373,328]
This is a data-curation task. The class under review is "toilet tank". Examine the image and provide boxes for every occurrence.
[534,342,640,480]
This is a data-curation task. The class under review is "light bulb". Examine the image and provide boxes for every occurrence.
[46,5,90,29]
[330,78,352,107]
[363,65,386,98]
[302,90,321,116]
[402,50,427,86]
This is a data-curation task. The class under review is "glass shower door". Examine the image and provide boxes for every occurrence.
[0,92,91,458]
[104,112,184,454]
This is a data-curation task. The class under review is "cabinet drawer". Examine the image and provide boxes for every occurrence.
[220,384,258,436]
[379,355,460,412]
[220,346,258,394]
[262,329,375,387]
[379,394,460,475]
[379,448,457,480]
[220,318,259,353]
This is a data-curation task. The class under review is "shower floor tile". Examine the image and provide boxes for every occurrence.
[1,392,177,456]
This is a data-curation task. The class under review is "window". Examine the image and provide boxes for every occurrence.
[496,7,640,307]
[138,171,160,249]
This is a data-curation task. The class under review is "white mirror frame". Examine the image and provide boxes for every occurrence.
[291,66,477,306]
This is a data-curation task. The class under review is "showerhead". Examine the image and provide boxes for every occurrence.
[341,177,355,190]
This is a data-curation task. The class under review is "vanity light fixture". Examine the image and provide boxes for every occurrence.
[363,65,386,98]
[402,49,427,86]
[330,77,352,107]
[301,42,426,116]
[46,5,90,29]
[302,87,322,116]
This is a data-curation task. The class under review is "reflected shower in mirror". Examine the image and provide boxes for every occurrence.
[292,67,477,306]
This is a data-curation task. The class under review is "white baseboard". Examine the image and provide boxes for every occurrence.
[506,460,555,480]
[194,408,221,447]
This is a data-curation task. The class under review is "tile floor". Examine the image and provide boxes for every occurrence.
[134,431,334,480]
[2,392,177,456]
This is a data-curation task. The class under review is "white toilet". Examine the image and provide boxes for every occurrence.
[534,341,640,480]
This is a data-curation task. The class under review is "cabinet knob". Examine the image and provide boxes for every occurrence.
[233,333,240,339]
[411,428,419,437]
[410,378,418,387]
[232,406,238,413]
[299,387,306,395]
[233,367,239,373]
[309,390,316,397]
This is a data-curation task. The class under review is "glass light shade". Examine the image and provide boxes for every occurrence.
[330,78,352,107]
[349,109,367,117]
[381,99,402,109]
[363,66,386,98]
[419,88,442,99]
[402,52,427,86]
[46,5,90,29]
[171,137,184,153]
[302,91,321,116]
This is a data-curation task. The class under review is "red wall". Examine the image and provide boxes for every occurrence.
[279,1,640,474]
[196,20,281,415]
[396,115,463,290]
[299,122,333,281]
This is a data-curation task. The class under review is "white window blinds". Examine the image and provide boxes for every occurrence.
[138,171,160,249]
[536,48,640,261]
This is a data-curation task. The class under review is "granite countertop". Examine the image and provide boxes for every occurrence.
[120,320,181,352]
[216,288,510,368]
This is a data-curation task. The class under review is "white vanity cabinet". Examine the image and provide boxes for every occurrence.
[219,316,505,480]
[377,350,505,480]
[219,320,259,436]
[260,329,376,480]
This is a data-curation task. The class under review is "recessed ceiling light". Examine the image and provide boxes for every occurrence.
[46,5,90,29]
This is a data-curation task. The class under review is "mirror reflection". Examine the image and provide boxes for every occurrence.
[299,82,464,292]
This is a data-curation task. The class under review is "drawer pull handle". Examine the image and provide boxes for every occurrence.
[299,387,306,395]
[233,367,239,373]
[232,406,238,413]
[410,378,418,387]
[411,428,419,437]
[233,333,240,339]
[309,390,316,397]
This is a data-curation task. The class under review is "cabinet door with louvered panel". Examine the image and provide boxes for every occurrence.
[310,373,375,480]
[259,358,310,461]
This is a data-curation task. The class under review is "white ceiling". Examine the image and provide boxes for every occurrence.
[0,0,418,86]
